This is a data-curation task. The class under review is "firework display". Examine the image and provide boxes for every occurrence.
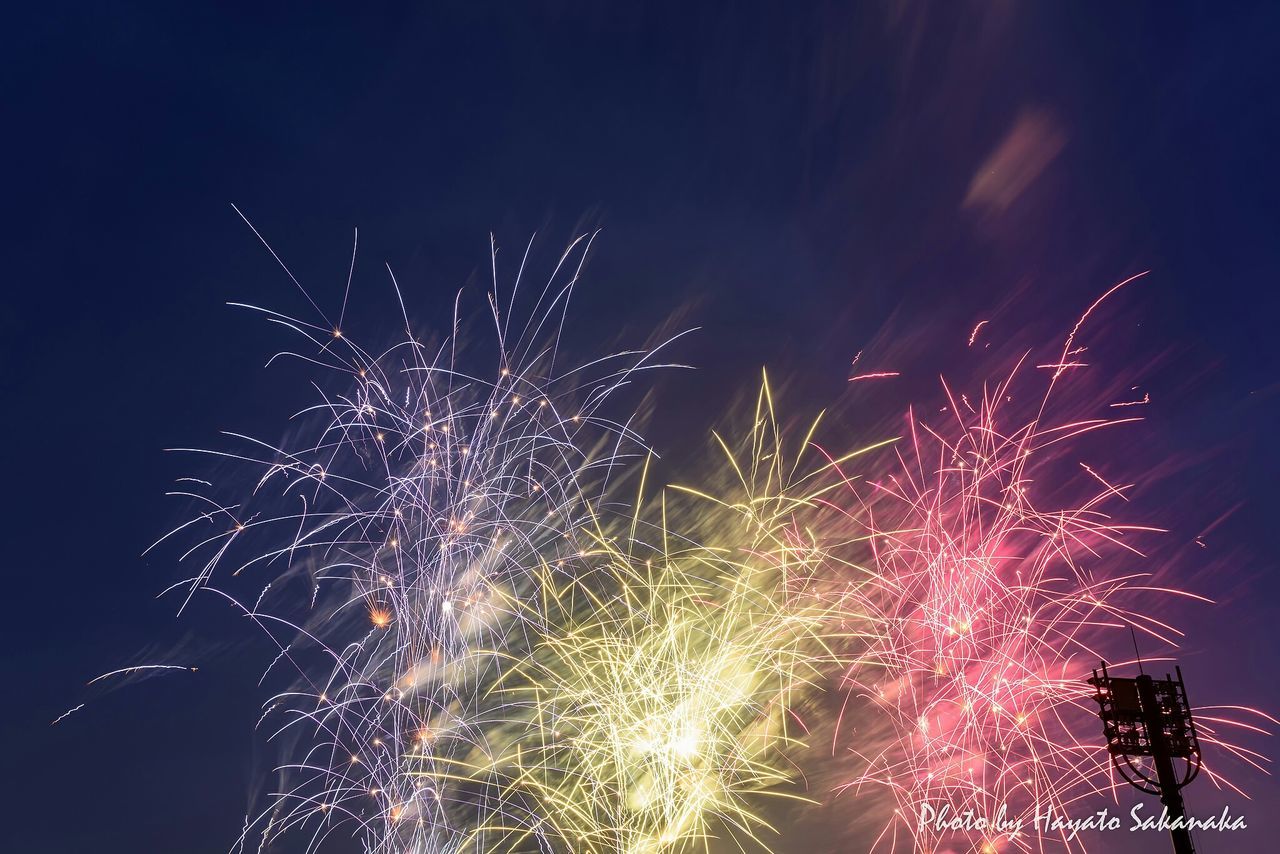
[471,382,882,853]
[830,353,1192,851]
[823,288,1274,852]
[77,242,1271,854]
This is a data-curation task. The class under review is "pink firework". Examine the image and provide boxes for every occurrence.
[826,278,1272,852]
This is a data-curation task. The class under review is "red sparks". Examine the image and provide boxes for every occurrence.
[968,319,989,347]
[848,371,901,383]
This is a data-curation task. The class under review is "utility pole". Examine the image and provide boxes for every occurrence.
[1088,661,1203,854]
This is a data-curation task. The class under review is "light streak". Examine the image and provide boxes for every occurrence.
[848,372,901,383]
[85,664,197,685]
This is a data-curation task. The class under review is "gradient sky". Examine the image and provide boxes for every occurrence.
[4,3,1279,852]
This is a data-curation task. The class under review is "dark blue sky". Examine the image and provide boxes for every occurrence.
[4,3,1279,851]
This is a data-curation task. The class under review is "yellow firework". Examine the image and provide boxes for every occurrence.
[444,378,883,853]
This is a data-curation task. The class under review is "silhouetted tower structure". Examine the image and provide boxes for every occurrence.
[1088,661,1203,854]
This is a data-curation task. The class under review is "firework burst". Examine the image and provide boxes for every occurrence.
[826,282,1274,852]
[468,379,876,853]
[154,234,692,853]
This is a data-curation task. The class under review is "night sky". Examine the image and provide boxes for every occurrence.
[5,3,1280,852]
